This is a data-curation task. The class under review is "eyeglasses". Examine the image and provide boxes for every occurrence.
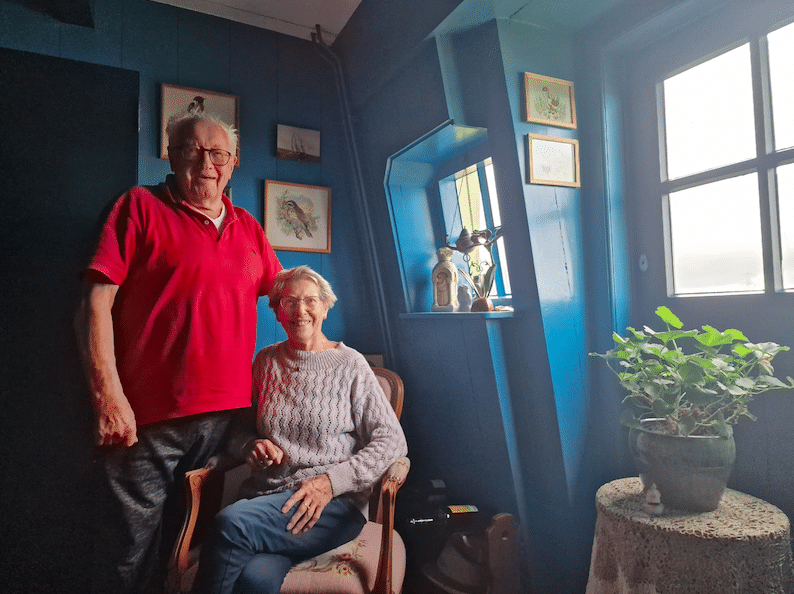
[279,296,323,311]
[174,145,233,166]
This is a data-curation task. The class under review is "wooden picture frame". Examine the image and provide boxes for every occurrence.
[527,134,581,187]
[524,72,577,129]
[277,124,321,163]
[264,180,331,253]
[160,83,240,160]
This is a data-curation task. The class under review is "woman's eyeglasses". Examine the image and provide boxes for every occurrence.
[279,296,322,311]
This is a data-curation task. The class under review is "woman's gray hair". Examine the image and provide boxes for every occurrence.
[166,113,239,155]
[268,266,337,312]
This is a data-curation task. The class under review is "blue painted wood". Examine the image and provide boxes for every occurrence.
[384,121,488,313]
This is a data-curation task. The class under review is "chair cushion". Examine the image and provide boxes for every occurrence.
[281,521,406,594]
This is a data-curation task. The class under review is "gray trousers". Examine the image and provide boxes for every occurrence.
[92,411,238,594]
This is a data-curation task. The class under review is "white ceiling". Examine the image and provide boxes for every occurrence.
[149,0,363,43]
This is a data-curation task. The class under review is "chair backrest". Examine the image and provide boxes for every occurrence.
[372,367,404,420]
[369,367,405,523]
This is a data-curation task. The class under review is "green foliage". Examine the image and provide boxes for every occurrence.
[591,306,794,437]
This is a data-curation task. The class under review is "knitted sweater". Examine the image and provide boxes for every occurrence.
[241,341,408,513]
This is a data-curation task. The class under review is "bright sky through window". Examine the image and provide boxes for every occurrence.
[663,44,755,180]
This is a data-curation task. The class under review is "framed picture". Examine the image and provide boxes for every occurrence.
[277,124,321,163]
[160,83,240,160]
[527,134,581,187]
[524,72,577,129]
[264,180,331,253]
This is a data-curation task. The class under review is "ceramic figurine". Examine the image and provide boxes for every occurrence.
[432,247,458,311]
[643,483,664,516]
[457,285,472,312]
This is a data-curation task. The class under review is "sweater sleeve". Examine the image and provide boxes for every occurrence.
[325,358,408,497]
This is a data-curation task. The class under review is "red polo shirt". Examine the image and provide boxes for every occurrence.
[88,179,282,425]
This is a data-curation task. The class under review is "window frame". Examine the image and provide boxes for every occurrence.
[656,21,794,296]
[437,156,512,301]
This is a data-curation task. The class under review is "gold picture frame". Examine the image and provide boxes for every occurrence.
[524,72,577,129]
[160,83,240,161]
[527,134,580,188]
[264,180,331,253]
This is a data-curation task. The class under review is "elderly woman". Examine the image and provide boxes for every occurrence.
[195,266,408,594]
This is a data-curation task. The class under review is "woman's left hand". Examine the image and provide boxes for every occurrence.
[282,474,334,534]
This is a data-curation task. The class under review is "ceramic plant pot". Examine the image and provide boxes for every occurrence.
[470,297,494,312]
[629,419,736,512]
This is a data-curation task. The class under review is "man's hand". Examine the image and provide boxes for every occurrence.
[282,474,334,534]
[75,280,138,447]
[95,392,138,447]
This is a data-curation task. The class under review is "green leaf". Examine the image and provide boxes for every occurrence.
[679,416,696,436]
[655,306,682,328]
[679,361,706,383]
[710,419,733,438]
[481,264,497,298]
[620,409,641,428]
[457,268,481,298]
[652,399,673,417]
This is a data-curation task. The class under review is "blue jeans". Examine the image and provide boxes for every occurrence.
[195,490,367,594]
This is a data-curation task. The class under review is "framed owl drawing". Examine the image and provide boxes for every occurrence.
[264,180,331,253]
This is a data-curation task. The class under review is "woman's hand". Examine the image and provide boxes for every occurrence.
[282,474,334,534]
[244,438,283,469]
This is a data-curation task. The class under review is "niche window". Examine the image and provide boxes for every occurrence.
[660,20,794,295]
[440,158,511,298]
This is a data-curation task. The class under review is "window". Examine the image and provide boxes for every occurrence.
[659,20,794,295]
[441,158,511,298]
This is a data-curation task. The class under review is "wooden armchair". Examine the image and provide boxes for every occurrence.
[166,367,410,594]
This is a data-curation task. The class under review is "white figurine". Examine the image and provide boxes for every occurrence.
[643,483,665,516]
[457,285,472,312]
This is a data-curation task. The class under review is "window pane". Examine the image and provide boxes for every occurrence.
[778,163,794,289]
[485,160,511,295]
[669,173,763,294]
[663,45,755,180]
[768,22,794,151]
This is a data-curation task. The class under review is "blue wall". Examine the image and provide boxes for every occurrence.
[6,0,794,593]
[0,0,382,354]
[0,0,377,590]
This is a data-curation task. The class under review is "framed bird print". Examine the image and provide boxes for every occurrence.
[264,180,331,253]
[160,84,240,160]
[523,72,576,129]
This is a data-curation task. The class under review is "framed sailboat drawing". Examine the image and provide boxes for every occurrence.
[276,124,321,163]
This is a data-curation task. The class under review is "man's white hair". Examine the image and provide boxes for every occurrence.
[166,113,239,154]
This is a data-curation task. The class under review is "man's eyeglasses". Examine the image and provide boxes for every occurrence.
[174,145,233,166]
[279,296,322,311]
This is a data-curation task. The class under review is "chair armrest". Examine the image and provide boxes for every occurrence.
[166,458,246,594]
[373,457,410,594]
[171,467,214,576]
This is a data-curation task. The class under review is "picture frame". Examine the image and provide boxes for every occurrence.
[524,72,577,129]
[264,180,331,253]
[277,124,321,163]
[160,83,240,161]
[527,133,581,187]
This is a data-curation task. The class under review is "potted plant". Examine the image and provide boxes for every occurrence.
[591,306,794,511]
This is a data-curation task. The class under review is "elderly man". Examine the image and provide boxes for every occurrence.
[76,114,282,594]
